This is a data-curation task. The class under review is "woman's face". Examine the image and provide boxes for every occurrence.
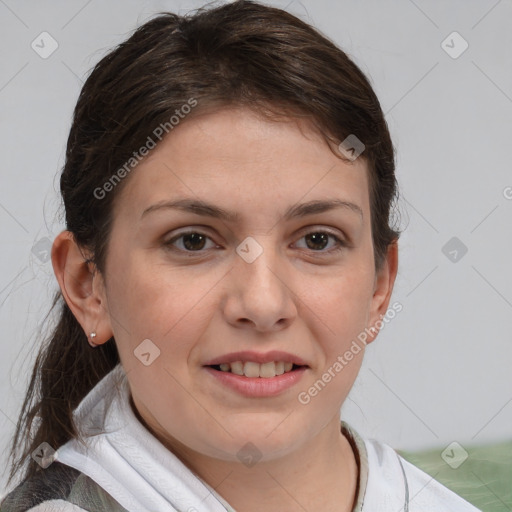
[97,107,395,462]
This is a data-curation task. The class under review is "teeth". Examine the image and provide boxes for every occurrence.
[216,361,297,377]
[259,362,277,378]
[244,362,260,378]
[230,361,244,376]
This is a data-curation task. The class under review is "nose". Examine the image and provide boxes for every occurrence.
[221,239,298,333]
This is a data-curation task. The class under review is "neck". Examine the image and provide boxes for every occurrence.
[168,416,359,512]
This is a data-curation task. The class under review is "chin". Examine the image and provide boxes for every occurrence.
[191,418,309,463]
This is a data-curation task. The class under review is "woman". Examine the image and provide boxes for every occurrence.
[2,1,480,510]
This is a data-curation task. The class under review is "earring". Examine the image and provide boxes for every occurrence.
[88,331,98,348]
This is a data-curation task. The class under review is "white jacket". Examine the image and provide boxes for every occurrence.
[11,364,480,512]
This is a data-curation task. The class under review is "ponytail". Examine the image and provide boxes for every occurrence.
[6,291,119,487]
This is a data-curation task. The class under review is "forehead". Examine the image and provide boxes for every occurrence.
[113,107,370,224]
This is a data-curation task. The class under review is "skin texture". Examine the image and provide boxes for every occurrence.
[52,107,398,512]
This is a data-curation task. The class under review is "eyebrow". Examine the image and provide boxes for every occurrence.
[140,198,363,222]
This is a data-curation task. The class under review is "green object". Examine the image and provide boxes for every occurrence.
[399,440,512,512]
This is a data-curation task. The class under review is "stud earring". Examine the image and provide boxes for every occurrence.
[88,331,98,347]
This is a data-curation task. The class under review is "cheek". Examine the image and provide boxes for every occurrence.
[297,269,372,410]
[106,261,210,433]
[105,254,223,370]
[305,259,375,344]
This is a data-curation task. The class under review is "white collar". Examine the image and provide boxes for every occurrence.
[58,364,234,511]
[56,364,413,512]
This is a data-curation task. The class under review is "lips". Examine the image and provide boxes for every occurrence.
[204,351,308,377]
[204,364,307,398]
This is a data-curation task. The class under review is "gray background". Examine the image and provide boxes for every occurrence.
[1,0,511,493]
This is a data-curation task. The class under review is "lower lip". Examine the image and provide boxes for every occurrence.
[204,366,307,398]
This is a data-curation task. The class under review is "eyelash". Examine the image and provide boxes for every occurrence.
[163,229,347,256]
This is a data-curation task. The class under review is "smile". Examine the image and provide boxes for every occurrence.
[210,361,298,378]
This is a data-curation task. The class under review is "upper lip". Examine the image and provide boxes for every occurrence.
[203,350,309,367]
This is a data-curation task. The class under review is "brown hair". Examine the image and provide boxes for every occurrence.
[7,0,399,486]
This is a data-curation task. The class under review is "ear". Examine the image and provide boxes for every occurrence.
[51,230,113,346]
[365,240,399,345]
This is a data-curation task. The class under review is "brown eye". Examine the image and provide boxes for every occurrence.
[305,232,329,250]
[181,233,207,251]
[164,231,216,252]
[295,230,345,253]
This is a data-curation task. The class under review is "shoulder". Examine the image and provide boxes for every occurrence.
[399,455,481,511]
[1,462,127,512]
[1,462,81,512]
[362,438,482,511]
